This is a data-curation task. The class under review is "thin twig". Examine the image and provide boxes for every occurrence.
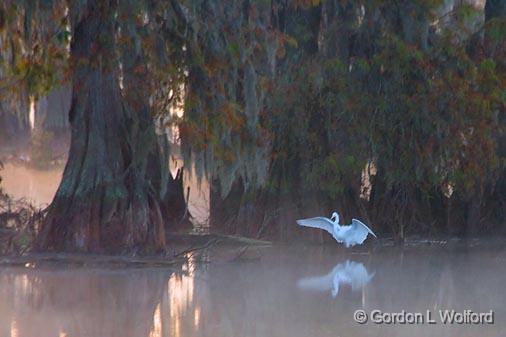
[172,238,220,258]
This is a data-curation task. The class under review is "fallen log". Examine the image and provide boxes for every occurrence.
[0,253,180,267]
[166,233,272,246]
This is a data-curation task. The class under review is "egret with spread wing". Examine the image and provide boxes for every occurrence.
[296,211,377,247]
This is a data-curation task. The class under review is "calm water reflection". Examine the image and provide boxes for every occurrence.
[297,260,374,297]
[1,245,505,337]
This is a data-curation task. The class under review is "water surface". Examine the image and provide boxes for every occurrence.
[1,244,505,337]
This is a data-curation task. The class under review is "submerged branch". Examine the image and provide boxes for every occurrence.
[0,253,181,267]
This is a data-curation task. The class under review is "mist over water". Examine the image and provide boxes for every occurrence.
[0,162,63,207]
[1,245,504,337]
[0,1,503,335]
[0,161,209,225]
[1,143,504,337]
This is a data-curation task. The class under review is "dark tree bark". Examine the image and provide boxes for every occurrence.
[117,0,190,233]
[485,0,506,22]
[209,178,245,234]
[483,0,506,231]
[485,0,506,69]
[40,85,71,136]
[36,0,178,253]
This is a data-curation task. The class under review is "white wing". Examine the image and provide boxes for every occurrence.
[353,219,377,237]
[342,219,377,247]
[297,272,334,292]
[296,217,334,236]
[297,260,375,297]
[297,263,344,293]
[340,261,375,291]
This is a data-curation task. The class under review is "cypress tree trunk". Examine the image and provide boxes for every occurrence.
[485,0,506,69]
[209,178,245,234]
[42,85,71,136]
[36,0,169,253]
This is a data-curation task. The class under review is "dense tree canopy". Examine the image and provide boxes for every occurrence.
[0,0,505,251]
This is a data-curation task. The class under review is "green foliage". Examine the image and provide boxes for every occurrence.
[486,17,506,42]
[179,0,276,196]
[0,0,69,101]
[1,0,504,237]
[260,0,506,234]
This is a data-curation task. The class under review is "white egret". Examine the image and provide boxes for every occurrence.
[296,211,377,247]
[297,260,375,297]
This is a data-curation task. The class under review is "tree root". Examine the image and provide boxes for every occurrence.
[0,192,43,255]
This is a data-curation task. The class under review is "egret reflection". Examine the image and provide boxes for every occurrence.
[1,247,506,337]
[297,260,374,297]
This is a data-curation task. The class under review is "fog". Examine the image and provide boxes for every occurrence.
[1,152,505,337]
[0,161,209,226]
[1,245,505,337]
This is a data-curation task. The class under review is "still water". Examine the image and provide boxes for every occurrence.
[0,162,210,225]
[1,244,505,337]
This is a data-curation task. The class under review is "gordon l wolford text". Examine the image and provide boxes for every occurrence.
[369,309,494,324]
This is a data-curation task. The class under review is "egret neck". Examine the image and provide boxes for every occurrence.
[331,212,340,227]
